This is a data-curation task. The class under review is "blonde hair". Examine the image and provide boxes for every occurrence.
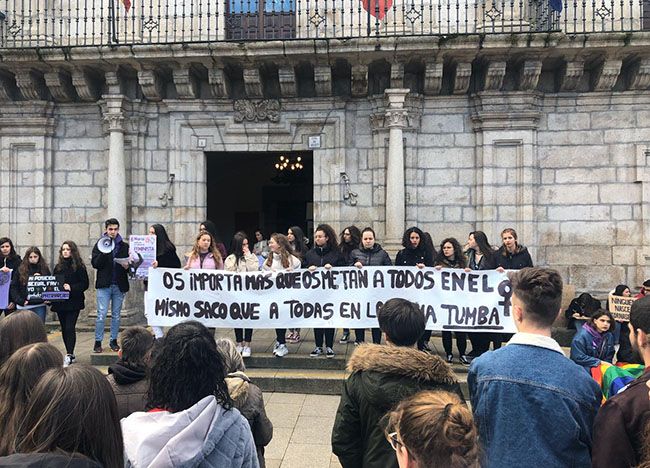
[186,230,222,266]
[385,390,479,468]
[265,233,294,269]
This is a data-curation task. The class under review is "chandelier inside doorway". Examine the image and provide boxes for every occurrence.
[274,155,304,172]
[272,154,307,184]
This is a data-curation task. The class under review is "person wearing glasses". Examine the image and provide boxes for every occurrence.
[384,390,479,468]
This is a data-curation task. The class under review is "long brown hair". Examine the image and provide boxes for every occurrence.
[54,240,85,273]
[385,390,480,468]
[265,233,294,269]
[0,343,62,456]
[15,365,124,468]
[18,246,50,285]
[0,311,48,367]
[186,230,222,266]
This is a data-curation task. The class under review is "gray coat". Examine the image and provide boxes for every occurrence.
[226,372,273,468]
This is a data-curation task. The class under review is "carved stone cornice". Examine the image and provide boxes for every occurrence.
[173,65,199,99]
[314,65,331,96]
[233,99,280,123]
[628,58,650,90]
[484,60,507,91]
[44,69,77,102]
[423,61,443,95]
[453,62,472,95]
[100,95,129,133]
[592,59,623,91]
[470,91,542,131]
[560,60,585,91]
[242,68,263,98]
[519,60,543,91]
[351,64,368,97]
[15,68,48,100]
[0,102,56,136]
[278,66,297,97]
[208,67,228,98]
[385,109,408,128]
[72,67,102,101]
[137,68,164,101]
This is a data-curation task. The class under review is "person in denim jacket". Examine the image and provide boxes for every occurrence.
[570,310,616,372]
[468,267,601,468]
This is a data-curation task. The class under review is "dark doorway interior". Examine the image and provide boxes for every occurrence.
[206,151,313,248]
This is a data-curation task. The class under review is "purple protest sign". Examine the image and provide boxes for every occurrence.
[0,270,11,309]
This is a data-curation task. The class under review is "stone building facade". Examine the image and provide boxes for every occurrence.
[0,2,649,321]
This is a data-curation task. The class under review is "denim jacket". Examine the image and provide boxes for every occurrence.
[468,333,601,468]
[570,324,615,372]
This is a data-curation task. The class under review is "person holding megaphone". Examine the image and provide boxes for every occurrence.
[91,218,129,354]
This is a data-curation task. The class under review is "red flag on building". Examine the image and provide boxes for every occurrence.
[121,0,131,13]
[361,0,393,19]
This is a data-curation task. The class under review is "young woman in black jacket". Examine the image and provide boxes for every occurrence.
[338,226,361,344]
[495,228,533,270]
[305,224,345,358]
[0,237,21,316]
[10,247,51,324]
[50,241,89,367]
[148,224,181,339]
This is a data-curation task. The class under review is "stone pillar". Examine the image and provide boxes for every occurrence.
[383,89,410,253]
[102,96,127,226]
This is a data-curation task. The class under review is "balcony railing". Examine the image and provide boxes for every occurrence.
[0,0,647,48]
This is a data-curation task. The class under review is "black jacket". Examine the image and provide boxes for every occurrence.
[91,235,129,292]
[304,245,345,268]
[465,249,497,270]
[1,255,21,272]
[50,260,90,312]
[395,246,434,267]
[157,248,181,268]
[10,263,51,306]
[349,244,392,267]
[495,245,533,270]
[332,345,464,468]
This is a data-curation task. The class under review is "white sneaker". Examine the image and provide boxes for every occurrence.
[272,341,279,355]
[274,343,289,357]
[236,344,244,354]
[63,354,74,367]
[241,346,251,358]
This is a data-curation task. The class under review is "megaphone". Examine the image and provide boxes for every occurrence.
[97,235,115,254]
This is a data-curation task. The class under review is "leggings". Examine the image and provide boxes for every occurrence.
[314,328,335,348]
[355,328,382,344]
[235,328,253,343]
[56,309,80,355]
[275,329,286,345]
[442,331,467,356]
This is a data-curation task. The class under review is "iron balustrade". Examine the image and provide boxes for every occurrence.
[0,0,647,48]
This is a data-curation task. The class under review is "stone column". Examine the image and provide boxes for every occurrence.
[383,89,410,253]
[102,96,127,226]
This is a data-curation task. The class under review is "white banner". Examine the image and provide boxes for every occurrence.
[145,267,516,332]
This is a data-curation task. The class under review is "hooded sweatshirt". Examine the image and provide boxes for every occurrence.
[107,361,149,419]
[121,395,258,468]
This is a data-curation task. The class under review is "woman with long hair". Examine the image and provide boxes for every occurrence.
[610,284,637,363]
[5,365,123,468]
[286,226,308,342]
[148,224,181,339]
[185,230,223,270]
[263,233,301,357]
[224,231,259,358]
[0,237,21,316]
[10,246,50,323]
[350,227,392,344]
[199,220,228,260]
[384,390,479,468]
[464,231,497,359]
[570,310,616,372]
[122,321,258,467]
[0,310,48,367]
[495,228,533,270]
[50,241,89,367]
[216,338,273,468]
[435,238,470,365]
[253,229,270,261]
[0,343,62,456]
[338,226,361,344]
[305,224,345,358]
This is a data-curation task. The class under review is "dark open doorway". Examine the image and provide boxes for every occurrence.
[206,151,314,248]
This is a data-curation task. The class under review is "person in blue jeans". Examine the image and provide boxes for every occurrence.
[468,267,601,468]
[10,246,50,323]
[92,218,129,353]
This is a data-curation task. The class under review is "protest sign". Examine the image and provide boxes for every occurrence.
[0,270,11,309]
[145,266,515,332]
[608,294,636,321]
[27,275,69,302]
[128,235,157,280]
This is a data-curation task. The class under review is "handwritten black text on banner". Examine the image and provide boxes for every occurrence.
[145,267,515,333]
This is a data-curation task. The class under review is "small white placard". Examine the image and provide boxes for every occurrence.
[308,135,321,149]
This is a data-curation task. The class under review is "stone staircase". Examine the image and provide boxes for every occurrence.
[90,329,471,396]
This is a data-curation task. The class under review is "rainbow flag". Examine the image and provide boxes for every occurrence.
[591,362,645,402]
